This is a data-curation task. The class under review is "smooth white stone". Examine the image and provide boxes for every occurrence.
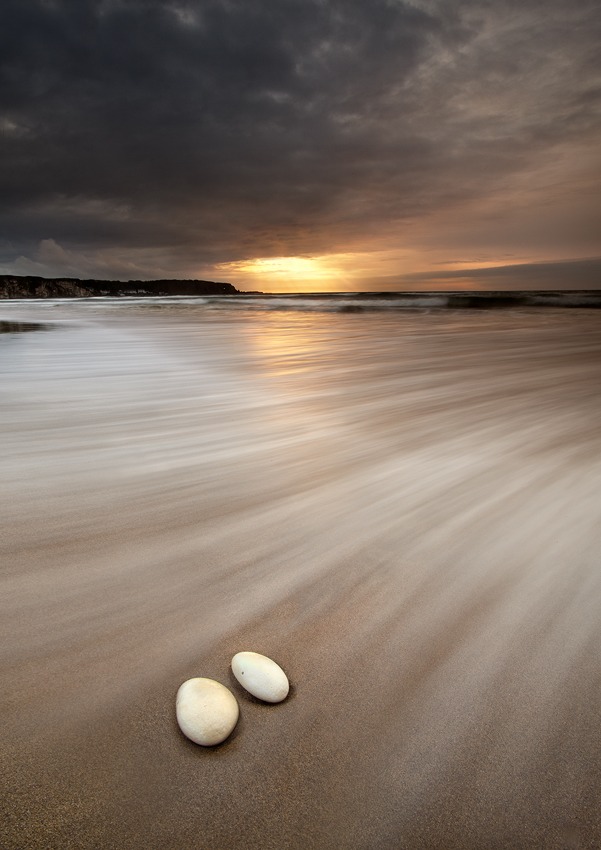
[231,651,290,703]
[176,677,239,746]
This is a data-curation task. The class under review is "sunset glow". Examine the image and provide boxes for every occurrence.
[2,2,601,847]
[0,0,598,289]
[217,254,361,291]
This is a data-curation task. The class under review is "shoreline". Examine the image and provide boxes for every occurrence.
[1,278,601,310]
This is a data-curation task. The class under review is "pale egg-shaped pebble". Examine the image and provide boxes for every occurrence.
[176,678,239,746]
[231,651,290,703]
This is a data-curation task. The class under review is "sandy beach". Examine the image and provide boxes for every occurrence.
[1,302,601,849]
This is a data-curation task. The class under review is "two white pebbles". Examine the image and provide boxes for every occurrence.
[176,651,289,746]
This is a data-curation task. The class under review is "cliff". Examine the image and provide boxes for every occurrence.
[0,275,239,299]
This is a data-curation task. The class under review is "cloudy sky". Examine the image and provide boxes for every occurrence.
[1,0,599,291]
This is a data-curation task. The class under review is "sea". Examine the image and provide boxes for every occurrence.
[1,292,601,849]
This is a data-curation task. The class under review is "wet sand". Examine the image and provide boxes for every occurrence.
[1,303,601,848]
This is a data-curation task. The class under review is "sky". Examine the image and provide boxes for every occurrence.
[0,0,600,292]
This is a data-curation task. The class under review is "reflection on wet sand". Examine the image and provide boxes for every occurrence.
[0,319,50,333]
[1,303,601,849]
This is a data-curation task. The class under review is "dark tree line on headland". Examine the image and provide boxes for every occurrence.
[0,275,239,299]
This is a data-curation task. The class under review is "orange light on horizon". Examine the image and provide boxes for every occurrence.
[213,249,549,293]
[216,254,356,292]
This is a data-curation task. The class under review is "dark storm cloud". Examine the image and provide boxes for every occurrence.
[395,257,601,290]
[1,0,600,278]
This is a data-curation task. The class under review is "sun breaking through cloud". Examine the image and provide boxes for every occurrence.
[0,0,599,289]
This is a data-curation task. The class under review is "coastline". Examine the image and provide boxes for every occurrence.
[2,275,601,309]
[0,274,239,299]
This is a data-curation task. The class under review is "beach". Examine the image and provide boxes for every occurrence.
[1,299,601,849]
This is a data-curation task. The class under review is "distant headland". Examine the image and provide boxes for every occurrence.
[0,275,239,299]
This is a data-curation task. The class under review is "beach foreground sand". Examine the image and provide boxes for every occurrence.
[1,304,601,848]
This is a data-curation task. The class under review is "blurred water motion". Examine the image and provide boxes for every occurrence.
[1,300,601,849]
[0,319,50,334]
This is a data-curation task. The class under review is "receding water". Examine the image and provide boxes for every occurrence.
[1,298,600,849]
